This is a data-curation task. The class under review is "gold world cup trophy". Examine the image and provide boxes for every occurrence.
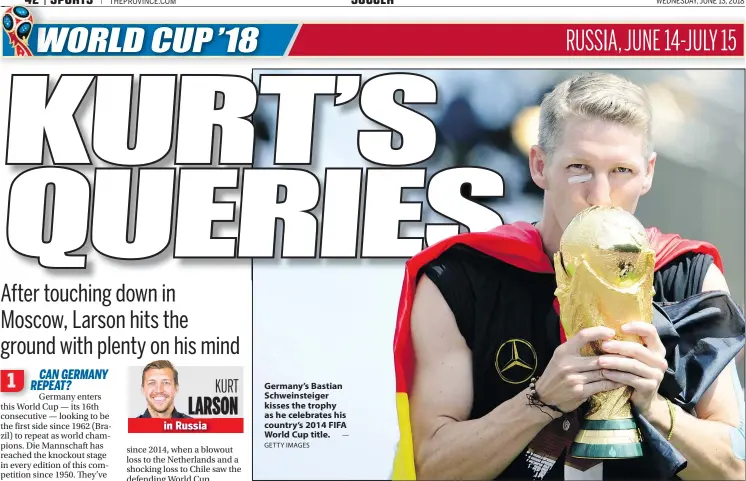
[554,205,655,459]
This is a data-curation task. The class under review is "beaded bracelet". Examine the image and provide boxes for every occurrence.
[526,377,568,420]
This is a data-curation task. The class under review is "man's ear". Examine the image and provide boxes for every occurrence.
[529,145,549,190]
[641,151,656,195]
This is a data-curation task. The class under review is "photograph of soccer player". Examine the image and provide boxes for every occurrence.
[137,360,192,419]
[393,72,745,481]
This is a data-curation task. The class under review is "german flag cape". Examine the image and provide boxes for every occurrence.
[391,221,723,480]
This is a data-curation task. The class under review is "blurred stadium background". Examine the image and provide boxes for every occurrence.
[252,69,745,386]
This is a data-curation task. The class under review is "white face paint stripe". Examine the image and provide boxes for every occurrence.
[568,173,592,184]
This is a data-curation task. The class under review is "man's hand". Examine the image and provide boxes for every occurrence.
[598,321,669,418]
[535,326,622,414]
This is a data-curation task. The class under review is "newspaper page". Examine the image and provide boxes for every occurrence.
[0,1,744,480]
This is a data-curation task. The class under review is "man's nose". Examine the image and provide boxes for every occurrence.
[585,175,612,207]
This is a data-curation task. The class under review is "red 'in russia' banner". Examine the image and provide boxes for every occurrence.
[128,418,244,433]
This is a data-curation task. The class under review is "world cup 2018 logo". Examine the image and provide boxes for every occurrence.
[3,6,34,57]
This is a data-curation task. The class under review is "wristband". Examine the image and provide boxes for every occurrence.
[665,398,676,441]
[526,377,567,419]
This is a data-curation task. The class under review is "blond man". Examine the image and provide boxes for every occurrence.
[137,360,191,419]
[395,72,745,480]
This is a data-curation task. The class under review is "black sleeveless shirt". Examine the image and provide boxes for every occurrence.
[418,243,713,480]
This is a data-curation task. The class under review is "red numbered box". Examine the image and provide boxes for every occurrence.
[0,370,24,392]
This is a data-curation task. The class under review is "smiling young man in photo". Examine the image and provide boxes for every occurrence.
[137,360,191,419]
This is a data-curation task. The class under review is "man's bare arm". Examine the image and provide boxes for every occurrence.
[646,264,745,480]
[408,276,618,480]
[408,276,555,480]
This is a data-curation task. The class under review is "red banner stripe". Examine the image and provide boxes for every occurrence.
[289,24,743,57]
[128,418,244,433]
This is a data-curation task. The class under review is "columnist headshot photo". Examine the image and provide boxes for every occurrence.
[137,360,191,419]
[394,71,745,480]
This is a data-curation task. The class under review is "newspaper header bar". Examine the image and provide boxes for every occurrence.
[3,20,743,57]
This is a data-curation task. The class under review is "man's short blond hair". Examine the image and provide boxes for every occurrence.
[142,360,179,386]
[538,72,653,158]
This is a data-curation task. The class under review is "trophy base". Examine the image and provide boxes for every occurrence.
[569,419,643,460]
